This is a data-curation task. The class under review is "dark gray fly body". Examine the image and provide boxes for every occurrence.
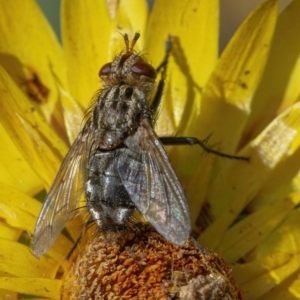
[32,33,248,258]
[32,33,191,257]
[85,148,136,232]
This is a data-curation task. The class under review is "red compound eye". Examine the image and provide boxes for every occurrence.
[131,62,157,79]
[99,63,112,77]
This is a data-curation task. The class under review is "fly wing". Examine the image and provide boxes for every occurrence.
[118,118,190,245]
[32,122,92,257]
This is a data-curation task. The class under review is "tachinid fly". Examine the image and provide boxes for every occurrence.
[32,33,191,257]
[32,33,248,258]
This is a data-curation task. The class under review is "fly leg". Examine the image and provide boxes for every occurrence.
[65,216,95,260]
[66,231,83,259]
[153,38,248,162]
[160,136,249,161]
[150,36,172,113]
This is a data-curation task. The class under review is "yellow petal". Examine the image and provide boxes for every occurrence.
[61,0,112,108]
[0,201,37,233]
[220,192,300,263]
[278,54,300,115]
[0,124,42,196]
[108,0,148,52]
[218,100,300,261]
[195,0,279,247]
[0,239,59,278]
[146,0,219,136]
[250,204,300,260]
[247,104,300,211]
[0,277,60,299]
[0,223,21,241]
[58,85,84,143]
[199,101,300,249]
[232,252,300,299]
[257,270,300,300]
[117,0,148,46]
[108,10,137,54]
[0,66,68,189]
[243,0,300,144]
[0,183,74,268]
[0,273,17,300]
[198,0,278,157]
[0,231,69,277]
[0,0,69,133]
[45,235,73,271]
[0,183,41,232]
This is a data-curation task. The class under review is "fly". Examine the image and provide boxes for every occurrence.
[32,33,247,257]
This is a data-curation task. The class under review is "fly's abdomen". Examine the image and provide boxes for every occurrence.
[85,149,135,231]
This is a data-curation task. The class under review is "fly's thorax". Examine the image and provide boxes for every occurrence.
[91,84,153,150]
[94,49,158,150]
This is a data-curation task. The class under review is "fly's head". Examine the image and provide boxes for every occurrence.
[99,33,157,92]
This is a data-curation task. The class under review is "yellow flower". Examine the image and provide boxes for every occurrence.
[0,0,300,299]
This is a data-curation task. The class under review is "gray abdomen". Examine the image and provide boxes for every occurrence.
[85,149,135,231]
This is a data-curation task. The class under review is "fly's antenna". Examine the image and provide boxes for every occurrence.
[130,32,140,51]
[124,33,129,53]
[123,32,140,53]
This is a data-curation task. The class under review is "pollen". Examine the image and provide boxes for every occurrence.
[61,226,243,299]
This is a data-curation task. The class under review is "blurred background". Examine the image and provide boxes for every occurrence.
[36,0,293,52]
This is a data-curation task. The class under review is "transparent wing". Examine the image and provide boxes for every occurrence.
[118,118,190,245]
[32,122,92,257]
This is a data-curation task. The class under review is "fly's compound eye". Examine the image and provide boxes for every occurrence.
[131,62,157,79]
[99,62,112,77]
